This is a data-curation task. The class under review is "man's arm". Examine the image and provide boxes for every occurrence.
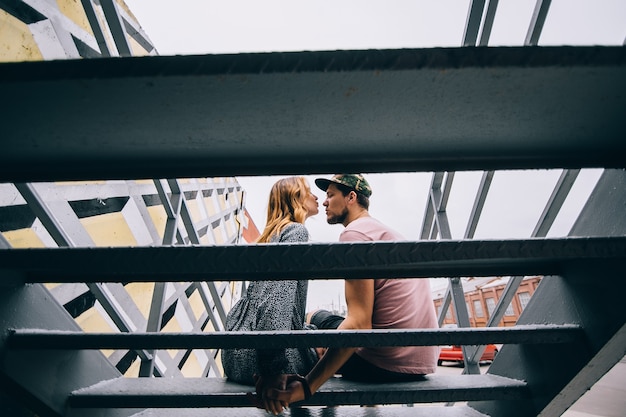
[307,278,374,390]
[269,278,375,405]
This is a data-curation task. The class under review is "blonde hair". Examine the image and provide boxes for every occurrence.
[257,177,311,243]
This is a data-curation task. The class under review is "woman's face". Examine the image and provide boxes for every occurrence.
[303,187,319,218]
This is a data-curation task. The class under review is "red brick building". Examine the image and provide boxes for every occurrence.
[433,276,543,327]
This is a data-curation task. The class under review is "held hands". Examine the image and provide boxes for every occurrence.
[249,373,289,415]
[248,373,313,414]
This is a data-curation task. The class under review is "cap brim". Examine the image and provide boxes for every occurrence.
[314,178,333,192]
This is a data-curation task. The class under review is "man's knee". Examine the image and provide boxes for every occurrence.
[308,309,345,329]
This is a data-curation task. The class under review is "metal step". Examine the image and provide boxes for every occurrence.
[68,374,528,408]
[7,324,583,350]
[128,405,490,417]
[1,46,625,183]
[1,236,624,283]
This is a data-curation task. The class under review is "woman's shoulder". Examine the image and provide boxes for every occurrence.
[274,222,309,243]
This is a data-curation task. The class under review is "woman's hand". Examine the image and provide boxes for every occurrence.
[249,374,289,415]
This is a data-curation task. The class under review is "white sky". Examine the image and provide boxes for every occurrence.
[124,0,622,310]
[126,0,626,55]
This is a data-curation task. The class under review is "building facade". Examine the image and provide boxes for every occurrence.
[434,276,543,328]
[0,0,258,379]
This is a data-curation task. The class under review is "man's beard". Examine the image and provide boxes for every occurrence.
[327,207,348,225]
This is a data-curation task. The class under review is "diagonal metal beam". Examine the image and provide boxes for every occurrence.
[449,277,481,374]
[154,179,183,245]
[532,169,580,238]
[463,0,487,46]
[420,173,441,239]
[478,0,499,46]
[471,169,580,360]
[464,171,494,239]
[99,0,131,56]
[80,0,110,57]
[14,183,75,247]
[467,169,581,363]
[139,282,167,377]
[525,0,553,46]
[0,231,13,249]
[167,179,200,244]
[14,182,175,375]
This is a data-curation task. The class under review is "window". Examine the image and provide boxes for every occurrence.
[518,292,531,311]
[504,302,515,316]
[437,304,453,320]
[486,297,496,316]
[466,302,473,318]
[473,300,484,318]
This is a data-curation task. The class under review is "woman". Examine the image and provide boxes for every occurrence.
[222,177,319,389]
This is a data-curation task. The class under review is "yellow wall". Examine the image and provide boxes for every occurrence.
[147,205,167,241]
[0,10,43,62]
[3,229,46,248]
[129,34,151,56]
[81,212,138,247]
[56,0,93,36]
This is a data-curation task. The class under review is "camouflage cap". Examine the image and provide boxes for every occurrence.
[315,174,372,197]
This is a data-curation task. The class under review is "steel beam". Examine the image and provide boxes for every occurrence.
[8,325,583,350]
[14,183,75,247]
[67,374,529,408]
[138,282,166,377]
[99,0,131,56]
[1,236,624,283]
[478,0,499,46]
[532,169,580,237]
[525,0,552,46]
[463,0,487,46]
[467,169,580,363]
[470,169,626,416]
[0,284,127,417]
[464,171,494,239]
[1,46,625,182]
[80,0,110,57]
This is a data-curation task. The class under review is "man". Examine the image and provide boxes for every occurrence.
[257,174,439,413]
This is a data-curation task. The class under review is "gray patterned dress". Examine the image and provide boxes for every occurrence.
[221,222,318,385]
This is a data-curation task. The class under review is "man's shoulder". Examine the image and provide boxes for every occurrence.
[342,217,403,242]
[341,217,380,242]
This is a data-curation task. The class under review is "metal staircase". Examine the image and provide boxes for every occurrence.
[1,43,625,416]
[2,1,626,415]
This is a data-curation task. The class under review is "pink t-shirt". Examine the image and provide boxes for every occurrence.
[341,216,439,374]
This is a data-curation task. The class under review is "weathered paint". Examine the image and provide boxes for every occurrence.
[0,10,43,62]
[56,0,93,36]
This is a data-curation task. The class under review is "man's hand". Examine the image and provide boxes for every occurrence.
[248,374,289,415]
[266,374,309,405]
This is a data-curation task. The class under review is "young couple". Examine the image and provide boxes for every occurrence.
[222,174,439,415]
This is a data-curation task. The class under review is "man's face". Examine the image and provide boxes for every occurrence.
[323,184,350,225]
